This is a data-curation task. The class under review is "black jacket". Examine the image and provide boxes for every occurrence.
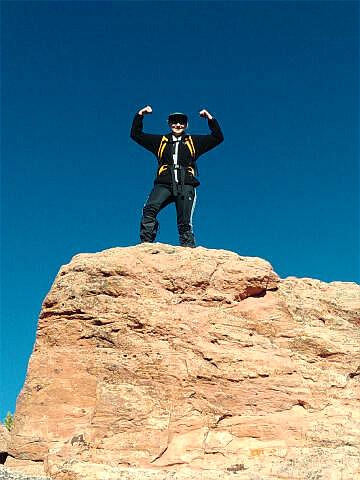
[130,113,224,187]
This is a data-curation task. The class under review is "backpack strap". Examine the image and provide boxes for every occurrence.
[157,136,169,160]
[158,164,168,175]
[184,135,198,176]
[184,135,196,159]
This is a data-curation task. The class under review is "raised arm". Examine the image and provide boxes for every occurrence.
[193,109,224,156]
[130,105,161,154]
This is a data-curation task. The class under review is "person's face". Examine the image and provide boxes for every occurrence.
[170,121,187,137]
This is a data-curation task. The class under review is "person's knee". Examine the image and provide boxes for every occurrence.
[143,204,159,218]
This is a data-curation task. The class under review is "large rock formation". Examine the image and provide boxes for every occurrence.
[6,244,360,479]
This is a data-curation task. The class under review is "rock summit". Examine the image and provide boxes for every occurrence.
[5,244,360,479]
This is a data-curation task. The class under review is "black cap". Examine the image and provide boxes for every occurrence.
[168,112,188,125]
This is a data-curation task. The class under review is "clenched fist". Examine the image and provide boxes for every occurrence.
[199,109,213,120]
[138,105,153,116]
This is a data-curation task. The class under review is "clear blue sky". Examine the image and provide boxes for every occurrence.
[1,1,359,419]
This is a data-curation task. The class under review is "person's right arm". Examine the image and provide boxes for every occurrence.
[130,105,161,154]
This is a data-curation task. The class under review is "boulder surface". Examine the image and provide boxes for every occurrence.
[6,244,360,479]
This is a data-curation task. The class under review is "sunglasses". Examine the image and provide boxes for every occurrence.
[170,122,186,127]
[168,115,188,125]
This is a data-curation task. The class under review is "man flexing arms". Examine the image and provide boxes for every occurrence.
[130,106,223,247]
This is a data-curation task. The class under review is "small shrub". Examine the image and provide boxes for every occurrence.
[4,412,14,431]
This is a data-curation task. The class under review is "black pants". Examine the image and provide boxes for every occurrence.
[140,184,197,247]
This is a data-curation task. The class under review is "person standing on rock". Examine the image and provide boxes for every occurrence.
[130,106,224,247]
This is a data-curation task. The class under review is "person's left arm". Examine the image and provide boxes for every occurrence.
[192,109,224,156]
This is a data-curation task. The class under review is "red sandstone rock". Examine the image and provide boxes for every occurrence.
[6,244,360,479]
[0,424,10,458]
